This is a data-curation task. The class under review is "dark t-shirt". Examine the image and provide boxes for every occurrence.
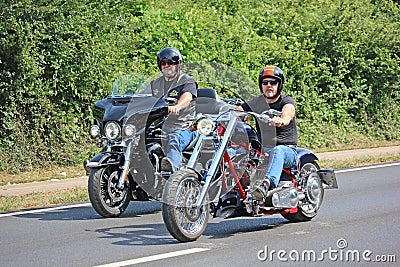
[150,72,197,132]
[241,94,298,146]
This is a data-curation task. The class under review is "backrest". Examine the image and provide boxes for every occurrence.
[196,88,229,114]
[197,87,218,100]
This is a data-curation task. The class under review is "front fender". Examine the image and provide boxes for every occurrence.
[84,153,122,174]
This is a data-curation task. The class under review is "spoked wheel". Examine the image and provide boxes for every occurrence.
[162,169,209,242]
[88,165,131,218]
[282,162,324,222]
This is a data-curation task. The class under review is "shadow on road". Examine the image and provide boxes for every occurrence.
[14,200,161,221]
[92,216,290,246]
[12,201,296,246]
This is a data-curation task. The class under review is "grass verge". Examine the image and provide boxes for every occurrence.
[0,166,87,186]
[0,188,89,213]
[319,153,400,170]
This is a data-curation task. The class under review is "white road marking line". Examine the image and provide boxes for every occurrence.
[335,162,400,173]
[93,247,210,267]
[0,203,91,218]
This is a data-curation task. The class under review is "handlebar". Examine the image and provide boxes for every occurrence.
[247,109,282,124]
[198,109,283,124]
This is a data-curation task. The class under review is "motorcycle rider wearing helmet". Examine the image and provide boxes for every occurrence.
[150,47,198,172]
[236,65,298,201]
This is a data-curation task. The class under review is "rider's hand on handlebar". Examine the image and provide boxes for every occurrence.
[168,105,180,115]
[270,116,285,127]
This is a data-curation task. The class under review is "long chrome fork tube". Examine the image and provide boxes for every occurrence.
[195,117,238,207]
[117,144,131,189]
[186,134,206,169]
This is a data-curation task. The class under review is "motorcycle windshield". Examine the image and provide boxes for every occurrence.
[111,74,151,97]
[121,63,277,205]
[119,73,169,131]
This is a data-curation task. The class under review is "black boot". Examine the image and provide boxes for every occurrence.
[160,157,174,173]
[251,178,271,201]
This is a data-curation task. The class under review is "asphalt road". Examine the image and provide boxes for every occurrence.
[0,163,399,267]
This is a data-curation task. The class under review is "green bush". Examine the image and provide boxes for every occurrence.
[0,0,399,173]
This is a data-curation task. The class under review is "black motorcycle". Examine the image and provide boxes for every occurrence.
[84,74,230,218]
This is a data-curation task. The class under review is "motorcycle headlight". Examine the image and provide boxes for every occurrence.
[197,118,214,135]
[104,121,121,140]
[123,124,136,137]
[90,125,100,138]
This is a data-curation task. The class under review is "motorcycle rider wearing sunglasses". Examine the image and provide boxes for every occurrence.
[150,47,198,172]
[236,65,298,201]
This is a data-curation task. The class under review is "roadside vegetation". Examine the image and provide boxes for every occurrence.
[1,0,399,175]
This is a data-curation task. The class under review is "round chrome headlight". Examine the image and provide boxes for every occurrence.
[104,121,121,140]
[197,118,214,135]
[90,125,100,138]
[123,124,136,137]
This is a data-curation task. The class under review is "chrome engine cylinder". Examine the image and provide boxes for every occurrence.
[271,186,299,208]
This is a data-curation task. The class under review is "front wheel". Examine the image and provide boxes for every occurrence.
[88,165,131,218]
[161,169,209,242]
[282,161,324,222]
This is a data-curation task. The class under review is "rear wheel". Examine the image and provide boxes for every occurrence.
[282,161,324,222]
[162,169,209,242]
[88,165,131,218]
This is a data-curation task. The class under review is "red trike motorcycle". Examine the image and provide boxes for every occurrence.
[161,109,338,242]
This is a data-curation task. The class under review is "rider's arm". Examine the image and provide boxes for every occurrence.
[168,92,193,115]
[271,103,295,127]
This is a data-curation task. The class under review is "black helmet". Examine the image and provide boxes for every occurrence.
[258,65,285,94]
[157,47,182,71]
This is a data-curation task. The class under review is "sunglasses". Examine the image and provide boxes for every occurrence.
[160,60,179,66]
[262,79,279,86]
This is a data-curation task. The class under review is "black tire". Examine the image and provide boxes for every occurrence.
[88,165,131,218]
[161,169,209,242]
[281,161,324,222]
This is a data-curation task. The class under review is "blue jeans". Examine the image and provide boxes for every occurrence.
[166,128,197,171]
[263,145,297,188]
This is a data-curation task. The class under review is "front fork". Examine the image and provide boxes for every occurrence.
[117,145,131,189]
[194,117,239,208]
